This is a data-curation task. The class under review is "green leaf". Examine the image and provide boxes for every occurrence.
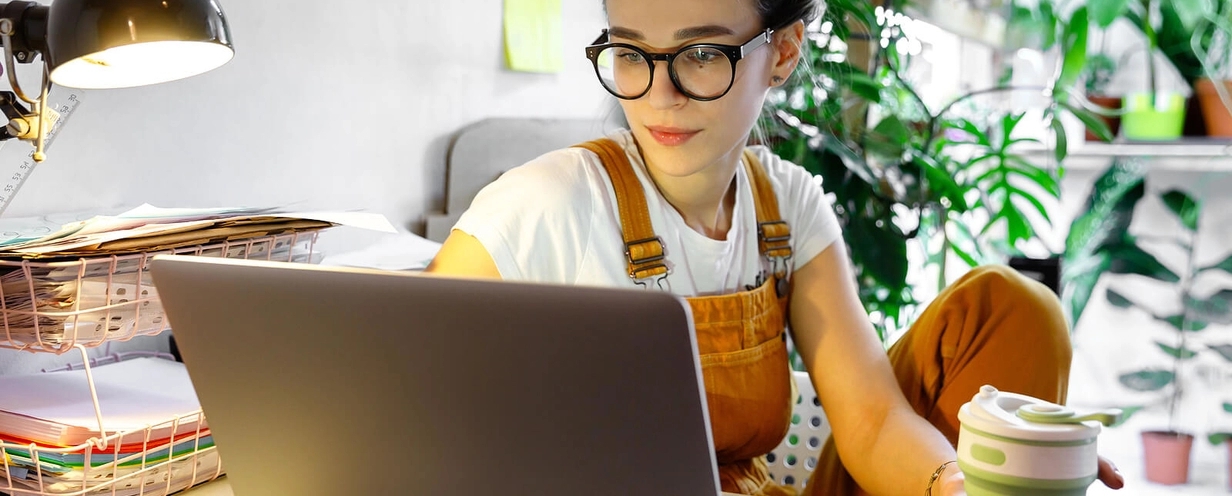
[1210,432,1232,446]
[1209,344,1232,363]
[1050,116,1068,163]
[1156,341,1198,360]
[845,215,908,291]
[955,119,991,147]
[820,61,883,103]
[950,242,980,268]
[1061,102,1114,143]
[1064,256,1109,328]
[1200,253,1232,275]
[916,154,969,211]
[1118,369,1175,392]
[1008,185,1054,225]
[1006,166,1062,198]
[1168,0,1212,32]
[866,115,912,161]
[1057,7,1089,90]
[816,133,879,188]
[1107,288,1136,308]
[1063,160,1145,258]
[1159,314,1209,332]
[1184,290,1232,325]
[1225,402,1232,414]
[1088,0,1133,28]
[1040,1,1058,50]
[1106,241,1180,282]
[1160,190,1201,231]
[1001,112,1027,142]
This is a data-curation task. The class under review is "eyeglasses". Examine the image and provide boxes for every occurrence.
[584,29,773,102]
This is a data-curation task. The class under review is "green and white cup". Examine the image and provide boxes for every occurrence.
[957,385,1101,496]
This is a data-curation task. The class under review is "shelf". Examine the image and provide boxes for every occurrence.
[1020,139,1232,171]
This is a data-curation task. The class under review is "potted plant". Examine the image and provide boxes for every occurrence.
[763,0,1098,344]
[1082,51,1122,141]
[1120,0,1189,140]
[1064,168,1232,484]
[1191,0,1232,137]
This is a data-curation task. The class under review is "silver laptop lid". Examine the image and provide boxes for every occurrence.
[150,255,720,496]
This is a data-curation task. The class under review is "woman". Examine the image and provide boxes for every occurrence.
[427,0,1126,494]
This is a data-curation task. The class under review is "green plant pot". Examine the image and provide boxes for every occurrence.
[1121,93,1187,141]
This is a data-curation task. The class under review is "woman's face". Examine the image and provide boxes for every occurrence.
[603,0,781,178]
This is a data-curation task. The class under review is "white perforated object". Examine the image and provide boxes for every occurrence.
[766,370,830,490]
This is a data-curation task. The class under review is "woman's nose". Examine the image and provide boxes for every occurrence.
[645,60,688,109]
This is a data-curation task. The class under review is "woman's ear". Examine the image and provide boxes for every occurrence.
[770,20,806,86]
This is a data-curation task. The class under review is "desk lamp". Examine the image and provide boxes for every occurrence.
[0,0,233,162]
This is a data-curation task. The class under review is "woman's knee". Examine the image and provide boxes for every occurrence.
[957,264,1072,355]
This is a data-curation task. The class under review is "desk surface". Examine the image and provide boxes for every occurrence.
[180,478,746,495]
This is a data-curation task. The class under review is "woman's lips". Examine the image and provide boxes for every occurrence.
[646,126,700,146]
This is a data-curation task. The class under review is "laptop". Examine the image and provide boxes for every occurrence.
[149,255,722,496]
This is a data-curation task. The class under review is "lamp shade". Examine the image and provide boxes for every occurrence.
[45,0,233,89]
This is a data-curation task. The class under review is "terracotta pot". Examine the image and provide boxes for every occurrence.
[1085,95,1122,141]
[1228,442,1231,491]
[1195,78,1232,137]
[1141,431,1194,485]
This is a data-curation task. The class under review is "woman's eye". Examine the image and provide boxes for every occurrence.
[686,49,720,63]
[616,50,644,64]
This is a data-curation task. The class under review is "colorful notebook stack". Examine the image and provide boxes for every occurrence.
[0,357,221,495]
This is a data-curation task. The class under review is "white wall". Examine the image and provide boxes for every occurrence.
[7,0,612,251]
[0,0,613,374]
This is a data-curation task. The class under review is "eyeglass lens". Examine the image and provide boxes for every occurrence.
[595,46,733,99]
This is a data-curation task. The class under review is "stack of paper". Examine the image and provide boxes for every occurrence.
[0,205,398,350]
[0,358,221,495]
[0,204,396,258]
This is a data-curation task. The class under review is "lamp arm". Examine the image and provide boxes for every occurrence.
[0,18,37,105]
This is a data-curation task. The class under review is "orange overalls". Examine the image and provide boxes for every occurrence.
[577,139,1073,496]
[579,139,800,495]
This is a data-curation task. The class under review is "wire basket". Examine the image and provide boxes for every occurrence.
[0,231,319,354]
[0,410,220,496]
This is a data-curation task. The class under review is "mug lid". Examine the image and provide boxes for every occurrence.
[957,385,1101,442]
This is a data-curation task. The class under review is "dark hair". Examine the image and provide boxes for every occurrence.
[755,0,821,31]
[601,0,820,32]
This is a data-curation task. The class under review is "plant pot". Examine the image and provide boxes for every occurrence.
[1084,95,1122,141]
[1141,431,1194,485]
[1121,93,1187,141]
[1195,78,1232,138]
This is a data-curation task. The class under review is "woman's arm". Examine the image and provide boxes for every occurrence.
[789,241,961,495]
[424,230,502,279]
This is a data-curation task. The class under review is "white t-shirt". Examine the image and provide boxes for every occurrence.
[453,129,842,297]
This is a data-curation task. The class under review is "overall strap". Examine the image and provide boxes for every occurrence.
[741,149,793,261]
[574,139,668,281]
[573,140,793,281]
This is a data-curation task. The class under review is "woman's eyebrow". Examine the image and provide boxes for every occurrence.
[607,25,736,42]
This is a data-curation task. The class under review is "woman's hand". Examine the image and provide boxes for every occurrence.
[935,466,965,496]
[938,455,1124,495]
[1097,456,1125,489]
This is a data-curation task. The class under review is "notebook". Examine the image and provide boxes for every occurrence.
[0,357,204,447]
[150,255,722,496]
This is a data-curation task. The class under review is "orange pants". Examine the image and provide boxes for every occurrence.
[806,264,1073,495]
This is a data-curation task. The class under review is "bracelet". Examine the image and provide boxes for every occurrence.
[925,460,957,496]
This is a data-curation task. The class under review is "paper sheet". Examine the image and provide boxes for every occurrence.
[0,357,203,447]
[503,0,563,73]
[320,232,443,271]
[0,205,396,257]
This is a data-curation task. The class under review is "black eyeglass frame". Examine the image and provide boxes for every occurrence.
[584,29,774,102]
